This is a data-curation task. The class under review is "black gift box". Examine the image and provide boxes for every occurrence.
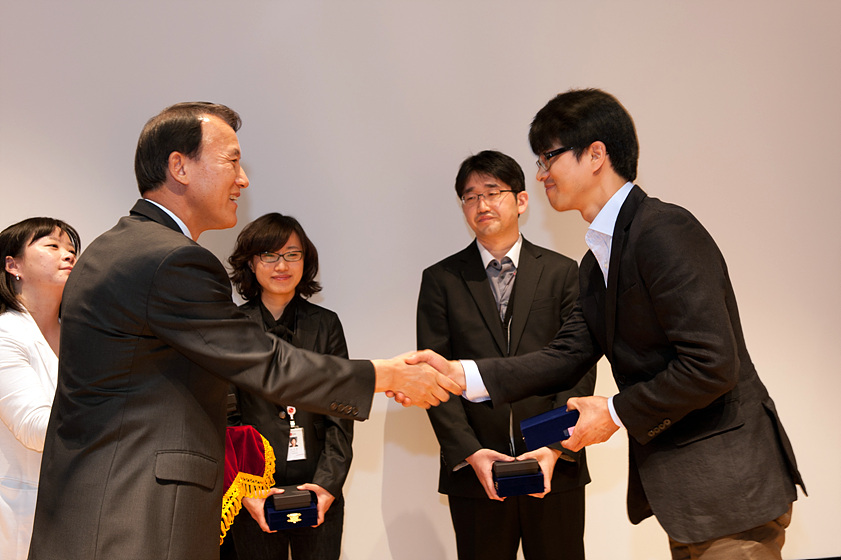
[492,459,544,497]
[520,405,579,451]
[264,486,317,530]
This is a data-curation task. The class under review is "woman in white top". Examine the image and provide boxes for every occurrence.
[0,217,79,560]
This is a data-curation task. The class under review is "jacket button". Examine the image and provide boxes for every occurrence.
[278,411,286,419]
[330,402,338,411]
[664,419,671,426]
[648,430,655,437]
[351,407,359,416]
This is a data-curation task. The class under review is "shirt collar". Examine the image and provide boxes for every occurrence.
[588,182,634,237]
[476,234,523,269]
[143,199,193,239]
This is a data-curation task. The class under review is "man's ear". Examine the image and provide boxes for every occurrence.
[168,152,190,186]
[516,190,529,216]
[588,141,608,173]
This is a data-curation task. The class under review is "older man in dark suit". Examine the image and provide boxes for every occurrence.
[418,151,595,560]
[417,89,805,560]
[28,102,458,560]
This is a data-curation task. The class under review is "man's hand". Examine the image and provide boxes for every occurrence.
[373,352,461,409]
[387,350,466,407]
[297,483,334,527]
[562,396,620,452]
[465,448,513,501]
[241,487,285,533]
[516,447,563,498]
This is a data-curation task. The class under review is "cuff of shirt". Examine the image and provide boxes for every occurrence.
[607,395,624,428]
[460,360,491,403]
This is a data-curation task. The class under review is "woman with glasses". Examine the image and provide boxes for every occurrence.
[0,217,80,560]
[226,213,352,560]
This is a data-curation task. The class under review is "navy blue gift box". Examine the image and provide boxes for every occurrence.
[492,459,544,497]
[264,487,317,530]
[520,405,579,451]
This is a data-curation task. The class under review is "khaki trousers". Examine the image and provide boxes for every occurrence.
[668,504,793,560]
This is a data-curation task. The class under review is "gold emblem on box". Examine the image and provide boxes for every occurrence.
[287,512,302,524]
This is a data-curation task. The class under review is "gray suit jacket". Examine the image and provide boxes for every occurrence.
[29,200,374,560]
[418,239,595,498]
[477,187,805,542]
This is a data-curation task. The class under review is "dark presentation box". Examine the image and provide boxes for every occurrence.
[492,458,544,497]
[264,486,317,530]
[520,405,579,451]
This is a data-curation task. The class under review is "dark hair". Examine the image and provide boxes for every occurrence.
[1,217,81,314]
[454,150,526,198]
[529,89,639,182]
[134,102,242,195]
[228,213,322,301]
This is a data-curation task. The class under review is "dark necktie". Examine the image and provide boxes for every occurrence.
[488,257,516,322]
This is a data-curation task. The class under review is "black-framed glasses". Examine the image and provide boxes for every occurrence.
[536,146,575,172]
[461,189,514,207]
[258,250,303,263]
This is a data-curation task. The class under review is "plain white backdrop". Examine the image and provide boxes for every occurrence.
[1,2,839,558]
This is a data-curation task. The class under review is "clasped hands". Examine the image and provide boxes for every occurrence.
[380,350,620,451]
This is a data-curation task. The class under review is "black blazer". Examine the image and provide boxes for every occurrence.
[233,298,354,499]
[418,238,595,498]
[30,200,375,560]
[477,187,805,542]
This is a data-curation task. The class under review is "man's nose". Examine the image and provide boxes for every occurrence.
[238,167,249,188]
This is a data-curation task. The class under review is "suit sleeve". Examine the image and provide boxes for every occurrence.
[417,268,485,469]
[146,244,375,420]
[311,311,355,498]
[612,207,741,445]
[477,302,602,407]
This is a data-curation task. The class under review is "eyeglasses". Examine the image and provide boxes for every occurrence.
[258,250,303,263]
[536,146,575,172]
[461,189,514,207]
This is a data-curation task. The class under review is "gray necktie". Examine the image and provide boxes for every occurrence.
[488,257,516,322]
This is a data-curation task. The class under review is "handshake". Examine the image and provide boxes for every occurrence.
[372,350,465,409]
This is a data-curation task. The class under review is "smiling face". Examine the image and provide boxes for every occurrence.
[251,232,304,310]
[461,172,528,245]
[535,146,591,214]
[5,227,77,297]
[182,115,249,235]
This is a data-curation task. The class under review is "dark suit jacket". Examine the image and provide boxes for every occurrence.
[233,298,353,499]
[477,187,805,542]
[29,201,374,560]
[418,238,595,498]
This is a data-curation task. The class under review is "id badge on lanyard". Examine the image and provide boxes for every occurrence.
[286,406,306,461]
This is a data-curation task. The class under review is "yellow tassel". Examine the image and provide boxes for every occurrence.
[220,434,277,544]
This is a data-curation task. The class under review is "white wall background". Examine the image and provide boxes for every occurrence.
[2,1,839,558]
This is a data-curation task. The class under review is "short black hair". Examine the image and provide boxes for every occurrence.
[228,213,322,301]
[1,217,81,314]
[529,89,639,182]
[134,102,241,195]
[454,150,526,198]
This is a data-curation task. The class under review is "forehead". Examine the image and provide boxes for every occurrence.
[200,115,241,153]
[462,172,509,192]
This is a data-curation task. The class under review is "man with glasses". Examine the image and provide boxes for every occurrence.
[417,90,805,560]
[418,150,595,560]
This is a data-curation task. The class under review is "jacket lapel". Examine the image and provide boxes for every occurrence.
[507,238,541,356]
[604,185,646,360]
[294,302,318,351]
[459,243,508,355]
